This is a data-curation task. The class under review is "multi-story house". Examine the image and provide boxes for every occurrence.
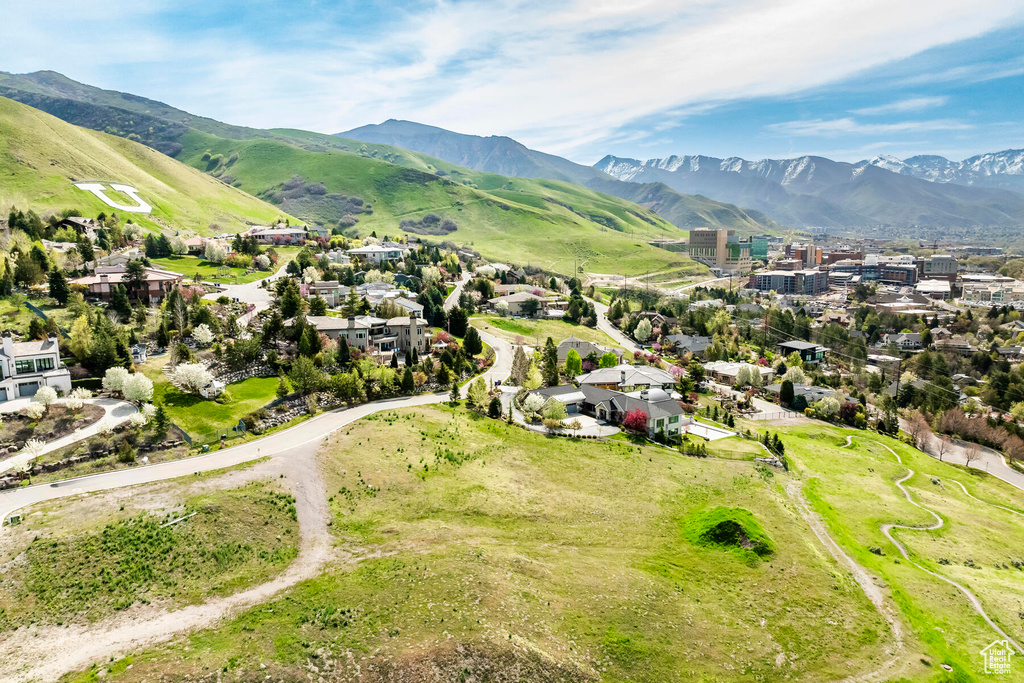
[346,244,403,264]
[307,315,431,355]
[74,265,183,304]
[0,333,72,401]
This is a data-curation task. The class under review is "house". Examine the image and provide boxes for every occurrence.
[703,361,775,386]
[764,383,855,405]
[307,225,331,240]
[347,244,403,264]
[184,236,207,255]
[527,384,687,439]
[42,239,80,254]
[307,281,347,308]
[996,346,1024,361]
[931,327,953,341]
[881,333,923,351]
[58,216,102,240]
[325,249,352,265]
[247,226,309,245]
[92,247,144,268]
[576,364,676,392]
[556,337,622,364]
[935,338,976,357]
[130,344,148,364]
[777,340,826,364]
[73,265,183,304]
[665,334,711,355]
[0,333,72,401]
[306,315,431,354]
[487,291,546,317]
[393,297,424,317]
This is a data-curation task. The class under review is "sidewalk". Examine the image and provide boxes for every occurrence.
[0,398,138,474]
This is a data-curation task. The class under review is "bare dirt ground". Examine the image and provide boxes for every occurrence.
[0,439,337,683]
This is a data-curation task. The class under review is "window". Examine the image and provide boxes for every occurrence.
[34,357,54,372]
[656,418,664,428]
[669,416,679,424]
[15,360,34,375]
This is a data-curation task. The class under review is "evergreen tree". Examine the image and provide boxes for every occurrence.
[110,285,132,321]
[337,337,350,367]
[309,296,328,316]
[48,269,69,305]
[449,380,460,404]
[390,351,399,368]
[511,346,530,386]
[153,403,170,440]
[542,337,559,386]
[401,367,415,393]
[463,326,483,356]
[447,307,469,337]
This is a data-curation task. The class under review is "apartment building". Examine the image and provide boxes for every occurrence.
[748,269,828,295]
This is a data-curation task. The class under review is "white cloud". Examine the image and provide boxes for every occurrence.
[2,0,1024,158]
[765,117,973,137]
[853,96,949,115]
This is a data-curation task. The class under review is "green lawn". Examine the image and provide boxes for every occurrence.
[140,358,280,441]
[86,406,891,682]
[148,255,267,284]
[0,296,76,335]
[473,314,622,349]
[783,424,1024,677]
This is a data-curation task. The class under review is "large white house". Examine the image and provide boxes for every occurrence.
[347,244,403,264]
[0,333,73,401]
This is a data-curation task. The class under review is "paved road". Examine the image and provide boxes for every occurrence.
[443,271,471,312]
[917,428,1024,492]
[588,297,642,352]
[202,263,290,324]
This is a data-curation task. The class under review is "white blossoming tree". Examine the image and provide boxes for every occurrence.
[193,323,215,347]
[102,367,131,394]
[256,254,271,270]
[22,438,45,462]
[173,363,213,395]
[24,403,45,421]
[129,412,148,429]
[123,373,155,403]
[204,241,227,263]
[33,386,58,414]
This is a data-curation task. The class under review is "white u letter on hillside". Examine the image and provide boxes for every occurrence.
[73,182,153,214]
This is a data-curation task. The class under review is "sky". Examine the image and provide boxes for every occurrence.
[3,0,1024,164]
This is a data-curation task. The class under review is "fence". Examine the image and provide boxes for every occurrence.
[747,410,800,421]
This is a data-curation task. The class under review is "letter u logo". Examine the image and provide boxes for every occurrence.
[73,182,153,214]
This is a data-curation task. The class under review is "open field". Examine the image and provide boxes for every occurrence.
[72,406,895,682]
[0,479,297,629]
[783,425,1024,677]
[472,315,622,350]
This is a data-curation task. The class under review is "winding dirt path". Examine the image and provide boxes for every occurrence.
[0,441,336,683]
[874,441,1024,655]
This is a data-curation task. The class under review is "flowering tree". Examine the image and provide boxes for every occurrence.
[814,395,841,419]
[622,408,649,433]
[421,266,442,286]
[24,403,45,421]
[204,241,227,263]
[782,366,807,385]
[65,395,85,412]
[193,323,215,347]
[103,366,131,394]
[495,301,510,317]
[22,438,45,462]
[634,319,653,343]
[173,363,214,394]
[97,417,116,436]
[33,386,58,413]
[256,254,272,270]
[123,373,155,403]
[129,412,149,429]
[71,387,93,400]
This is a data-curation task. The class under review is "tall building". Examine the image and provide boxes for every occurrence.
[748,269,828,295]
[688,228,752,274]
[919,255,958,283]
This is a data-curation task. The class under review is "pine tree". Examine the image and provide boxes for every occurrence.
[402,367,415,393]
[390,352,399,368]
[48,270,69,305]
[542,337,559,387]
[449,380,460,405]
[337,338,350,367]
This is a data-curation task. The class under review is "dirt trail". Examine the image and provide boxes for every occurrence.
[0,440,336,683]
[784,479,905,682]
[874,441,1024,654]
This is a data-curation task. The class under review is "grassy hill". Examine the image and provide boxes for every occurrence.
[176,128,707,275]
[0,96,290,234]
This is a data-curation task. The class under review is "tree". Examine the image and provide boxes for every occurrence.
[463,327,483,356]
[124,260,147,299]
[622,408,648,433]
[541,398,567,421]
[780,380,794,407]
[401,367,416,393]
[782,366,807,385]
[599,352,618,369]
[204,240,227,263]
[48,269,69,304]
[277,375,290,398]
[565,349,582,377]
[123,373,154,403]
[542,337,559,387]
[447,307,469,337]
[467,377,488,410]
[173,363,214,394]
[934,434,953,462]
[102,366,131,394]
[634,318,653,343]
[289,356,324,395]
[488,397,503,418]
[193,323,215,347]
[906,411,932,449]
[110,284,132,321]
[309,296,328,316]
[964,441,982,468]
[337,337,351,368]
[449,380,461,405]
[511,346,530,386]
[33,385,58,413]
[813,395,840,419]
[522,393,545,419]
[524,364,543,390]
[153,404,170,439]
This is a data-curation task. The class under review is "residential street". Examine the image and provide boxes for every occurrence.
[202,262,290,324]
[918,429,1024,492]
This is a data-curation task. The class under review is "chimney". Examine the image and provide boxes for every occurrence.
[2,331,12,360]
[620,369,626,387]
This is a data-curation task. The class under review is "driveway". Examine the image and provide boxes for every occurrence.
[0,398,138,475]
[203,263,290,324]
[496,388,620,437]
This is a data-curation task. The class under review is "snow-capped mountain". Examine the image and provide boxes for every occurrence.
[863,149,1024,191]
[596,152,1024,229]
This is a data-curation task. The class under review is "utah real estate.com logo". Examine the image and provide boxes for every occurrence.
[981,640,1014,675]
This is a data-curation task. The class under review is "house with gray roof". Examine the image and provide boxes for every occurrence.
[528,384,686,439]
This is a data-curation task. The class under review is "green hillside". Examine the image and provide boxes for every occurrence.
[177,129,707,276]
[0,96,289,234]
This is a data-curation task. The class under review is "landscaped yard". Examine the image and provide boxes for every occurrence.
[0,479,298,628]
[473,314,622,350]
[0,296,76,335]
[148,255,271,284]
[89,406,894,682]
[0,403,104,447]
[139,357,281,441]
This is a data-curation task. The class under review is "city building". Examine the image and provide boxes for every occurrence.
[918,255,958,283]
[748,269,829,295]
[0,333,72,401]
[687,228,752,274]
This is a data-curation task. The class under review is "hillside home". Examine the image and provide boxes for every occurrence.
[556,337,622,364]
[665,334,711,355]
[0,333,72,401]
[306,315,430,354]
[576,364,676,392]
[73,265,183,303]
[881,333,922,351]
[777,340,826,364]
[347,244,403,264]
[247,226,309,245]
[703,361,775,386]
[527,384,687,439]
[487,291,546,317]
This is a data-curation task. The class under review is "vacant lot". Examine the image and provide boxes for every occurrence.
[473,315,622,350]
[0,480,297,629]
[86,406,893,682]
[784,426,1024,678]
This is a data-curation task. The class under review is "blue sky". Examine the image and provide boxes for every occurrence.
[3,0,1024,164]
